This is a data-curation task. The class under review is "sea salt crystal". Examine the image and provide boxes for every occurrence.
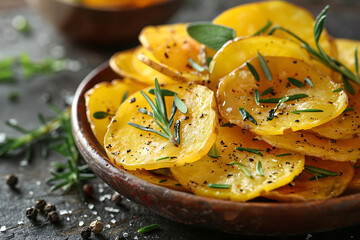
[66,217,70,221]
[110,219,116,224]
[17,221,24,225]
[123,232,129,237]
[99,194,111,202]
[79,221,84,227]
[104,207,120,213]
[134,236,138,240]
[36,181,41,185]
[96,216,101,221]
[110,214,114,218]
[105,224,110,229]
[91,211,97,215]
[59,210,69,215]
[0,226,6,232]
[88,203,94,210]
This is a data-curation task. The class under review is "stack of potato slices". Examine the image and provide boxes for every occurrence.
[85,1,360,202]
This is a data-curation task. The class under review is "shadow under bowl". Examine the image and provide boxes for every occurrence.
[26,0,183,46]
[72,62,360,235]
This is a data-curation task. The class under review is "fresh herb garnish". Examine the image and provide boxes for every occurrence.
[256,161,264,177]
[261,87,273,96]
[207,183,231,189]
[267,96,289,120]
[343,107,355,113]
[268,5,360,85]
[121,91,129,103]
[148,88,175,96]
[342,76,355,95]
[156,156,170,161]
[239,107,258,125]
[253,20,272,36]
[137,224,160,234]
[187,22,236,51]
[158,179,167,183]
[259,93,308,103]
[92,111,115,119]
[254,89,260,105]
[304,165,338,180]
[257,51,272,81]
[206,57,213,67]
[287,77,305,88]
[188,58,205,72]
[246,62,260,81]
[304,77,314,88]
[208,144,220,158]
[290,109,324,115]
[235,147,263,156]
[332,87,344,93]
[230,162,253,179]
[220,122,236,127]
[355,46,359,78]
[128,79,187,147]
[276,153,292,157]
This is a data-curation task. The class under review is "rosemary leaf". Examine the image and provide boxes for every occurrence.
[343,107,355,113]
[121,91,129,104]
[254,89,260,105]
[253,20,272,36]
[355,46,359,78]
[127,122,169,138]
[276,153,292,157]
[158,179,167,183]
[156,156,170,161]
[261,87,273,96]
[239,107,257,125]
[208,144,220,158]
[343,76,355,95]
[267,96,289,121]
[220,122,236,127]
[246,62,260,82]
[304,77,314,88]
[138,224,160,234]
[148,88,176,96]
[93,111,114,119]
[235,147,263,156]
[188,58,205,72]
[174,120,181,145]
[206,57,213,67]
[207,183,231,189]
[287,77,305,88]
[174,94,187,114]
[257,51,272,81]
[332,87,344,93]
[259,93,308,103]
[290,109,323,115]
[231,162,253,179]
[256,161,264,177]
[305,165,338,177]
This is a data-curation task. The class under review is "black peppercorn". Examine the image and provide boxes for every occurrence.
[34,199,47,212]
[47,211,59,223]
[26,207,37,220]
[5,174,18,188]
[44,203,56,213]
[80,227,92,239]
[82,184,94,197]
[111,192,122,205]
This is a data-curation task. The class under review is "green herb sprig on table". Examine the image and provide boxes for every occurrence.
[128,78,187,147]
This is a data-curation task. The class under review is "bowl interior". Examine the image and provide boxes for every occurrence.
[72,63,360,235]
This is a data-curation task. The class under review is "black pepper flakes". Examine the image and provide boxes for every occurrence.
[35,199,47,212]
[26,207,38,220]
[81,227,92,239]
[47,211,59,223]
[5,174,18,188]
[44,203,56,213]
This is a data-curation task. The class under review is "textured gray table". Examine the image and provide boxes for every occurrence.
[0,0,360,239]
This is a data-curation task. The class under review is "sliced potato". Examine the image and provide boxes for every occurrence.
[260,131,360,162]
[262,156,354,202]
[171,122,305,202]
[110,47,176,85]
[209,36,310,90]
[139,23,209,82]
[125,168,189,192]
[85,79,147,146]
[213,1,334,57]
[217,56,348,136]
[335,38,360,74]
[104,83,218,170]
[344,160,360,194]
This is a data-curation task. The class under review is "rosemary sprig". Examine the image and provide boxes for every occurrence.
[188,58,205,72]
[290,109,323,115]
[246,62,260,81]
[343,107,355,113]
[137,224,160,234]
[207,183,231,189]
[258,51,272,81]
[128,79,187,147]
[254,89,260,105]
[235,147,263,156]
[267,96,289,121]
[93,112,115,119]
[230,162,253,179]
[304,165,338,180]
[220,122,236,127]
[239,107,257,125]
[342,76,355,94]
[253,20,272,36]
[276,153,292,157]
[261,87,273,96]
[256,161,264,177]
[259,93,308,103]
[268,5,360,85]
[333,87,344,93]
[287,77,305,88]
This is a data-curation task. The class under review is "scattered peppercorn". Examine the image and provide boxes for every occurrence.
[82,184,94,197]
[47,211,59,223]
[5,174,18,188]
[89,220,103,234]
[111,192,122,205]
[80,227,92,239]
[26,207,37,220]
[44,203,56,213]
[34,199,47,212]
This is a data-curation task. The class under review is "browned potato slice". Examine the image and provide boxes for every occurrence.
[104,83,218,170]
[171,122,305,202]
[139,23,209,82]
[217,56,348,136]
[125,168,189,192]
[85,79,147,146]
[110,47,176,85]
[262,156,354,202]
[260,131,360,162]
[209,36,310,90]
[344,160,360,194]
[213,1,335,57]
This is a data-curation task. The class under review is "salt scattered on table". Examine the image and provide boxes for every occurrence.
[104,207,120,213]
[0,226,6,232]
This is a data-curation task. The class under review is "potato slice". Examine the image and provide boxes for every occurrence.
[209,36,310,90]
[217,56,348,136]
[260,131,360,162]
[213,1,334,57]
[110,47,176,85]
[104,83,218,170]
[262,156,354,202]
[125,168,189,192]
[85,79,147,146]
[139,23,209,82]
[344,160,360,194]
[170,122,305,202]
[310,39,360,139]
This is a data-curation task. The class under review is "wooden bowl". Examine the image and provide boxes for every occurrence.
[72,63,360,235]
[26,0,183,45]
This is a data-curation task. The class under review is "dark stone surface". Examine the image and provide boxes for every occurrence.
[0,0,359,239]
